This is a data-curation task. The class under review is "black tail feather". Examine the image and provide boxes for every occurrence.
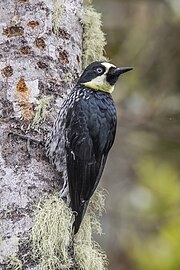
[73,200,89,234]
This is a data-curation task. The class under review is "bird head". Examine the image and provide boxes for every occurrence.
[78,61,133,93]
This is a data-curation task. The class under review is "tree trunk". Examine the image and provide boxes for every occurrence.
[0,1,108,269]
[0,0,82,268]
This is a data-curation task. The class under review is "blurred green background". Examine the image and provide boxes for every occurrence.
[93,0,180,269]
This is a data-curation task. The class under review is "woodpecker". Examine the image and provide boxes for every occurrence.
[46,61,132,234]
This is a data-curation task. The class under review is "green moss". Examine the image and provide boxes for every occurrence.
[74,216,108,270]
[74,189,108,270]
[52,0,64,35]
[88,188,107,234]
[7,256,23,270]
[32,196,74,270]
[83,0,93,5]
[31,190,108,270]
[82,5,107,69]
[32,95,53,128]
[89,188,106,216]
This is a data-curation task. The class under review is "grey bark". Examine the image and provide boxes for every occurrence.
[0,0,83,268]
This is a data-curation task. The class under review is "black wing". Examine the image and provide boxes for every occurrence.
[65,95,116,233]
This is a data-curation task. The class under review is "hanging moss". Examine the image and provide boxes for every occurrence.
[83,0,93,5]
[6,255,23,270]
[82,4,107,69]
[31,190,108,270]
[74,189,108,270]
[32,195,74,270]
[52,0,64,35]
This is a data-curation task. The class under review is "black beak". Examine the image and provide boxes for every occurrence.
[115,67,133,76]
[107,66,133,85]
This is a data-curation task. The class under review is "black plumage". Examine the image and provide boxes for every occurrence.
[65,87,116,233]
[46,61,132,234]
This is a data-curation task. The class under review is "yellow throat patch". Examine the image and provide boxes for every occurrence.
[83,62,116,94]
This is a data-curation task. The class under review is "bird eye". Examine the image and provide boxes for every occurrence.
[96,67,104,74]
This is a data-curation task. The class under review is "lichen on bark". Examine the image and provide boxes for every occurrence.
[82,1,107,68]
[0,0,82,268]
[31,190,108,270]
[0,0,108,269]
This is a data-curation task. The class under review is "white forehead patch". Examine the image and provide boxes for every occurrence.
[82,62,117,93]
[101,62,116,73]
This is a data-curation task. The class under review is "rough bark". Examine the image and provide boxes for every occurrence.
[0,0,83,268]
